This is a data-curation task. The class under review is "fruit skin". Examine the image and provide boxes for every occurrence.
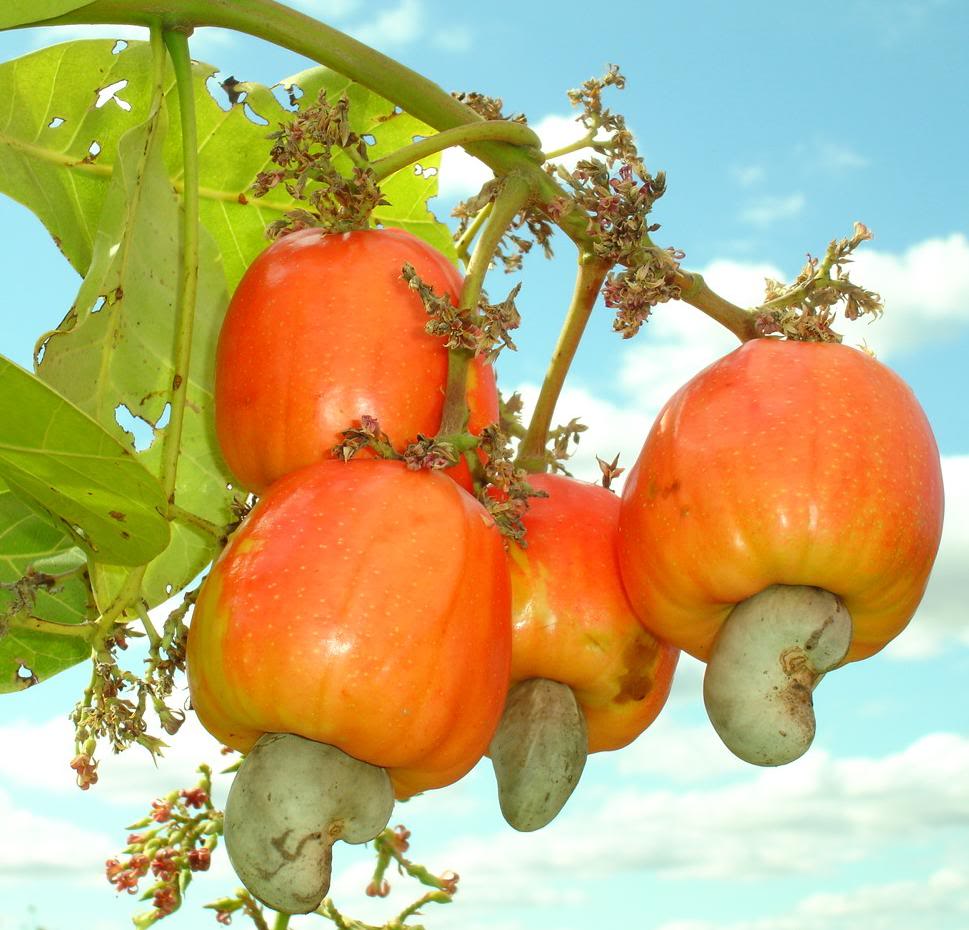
[187,459,512,799]
[214,227,498,494]
[617,338,944,664]
[507,473,678,753]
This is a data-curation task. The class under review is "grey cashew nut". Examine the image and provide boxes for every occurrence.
[489,678,588,832]
[703,584,853,766]
[224,733,394,914]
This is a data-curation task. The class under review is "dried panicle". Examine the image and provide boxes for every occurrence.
[547,417,588,475]
[451,90,527,124]
[331,414,399,462]
[402,435,461,471]
[69,588,196,788]
[596,453,625,491]
[251,89,386,236]
[755,222,883,341]
[605,248,684,338]
[476,426,548,545]
[499,391,526,436]
[478,284,522,362]
[403,263,520,362]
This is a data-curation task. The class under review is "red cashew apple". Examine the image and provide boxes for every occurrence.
[489,473,678,830]
[214,227,498,493]
[617,338,944,765]
[187,459,512,910]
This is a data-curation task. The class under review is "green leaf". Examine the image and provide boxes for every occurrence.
[0,40,456,289]
[0,491,93,692]
[0,356,171,566]
[36,71,235,610]
[0,2,96,29]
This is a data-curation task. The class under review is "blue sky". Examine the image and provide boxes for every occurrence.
[1,2,967,929]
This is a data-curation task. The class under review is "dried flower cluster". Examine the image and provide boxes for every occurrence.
[251,89,387,236]
[401,263,521,362]
[70,590,195,789]
[755,223,884,341]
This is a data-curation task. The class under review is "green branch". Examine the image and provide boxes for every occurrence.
[371,120,543,182]
[516,256,612,473]
[159,27,201,508]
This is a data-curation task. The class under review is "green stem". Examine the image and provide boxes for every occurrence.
[542,129,597,161]
[437,172,533,437]
[455,200,493,266]
[371,120,543,182]
[134,601,162,649]
[18,0,760,341]
[6,615,96,640]
[170,504,227,540]
[677,271,760,342]
[272,913,290,930]
[516,256,612,473]
[159,27,201,509]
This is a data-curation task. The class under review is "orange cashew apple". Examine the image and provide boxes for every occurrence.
[617,338,944,766]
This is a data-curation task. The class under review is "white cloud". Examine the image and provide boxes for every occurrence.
[0,690,231,806]
[730,163,766,187]
[397,730,969,916]
[0,785,113,882]
[655,866,969,930]
[739,193,806,227]
[431,25,472,52]
[838,232,969,357]
[286,0,364,17]
[349,0,424,48]
[814,140,870,171]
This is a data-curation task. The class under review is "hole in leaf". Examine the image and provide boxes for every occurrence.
[115,404,155,452]
[112,40,128,54]
[361,133,377,146]
[205,72,234,111]
[90,296,106,314]
[271,84,300,112]
[414,164,438,178]
[48,116,65,129]
[88,140,102,158]
[165,584,174,595]
[94,79,132,111]
[226,482,234,491]
[16,664,38,688]
[243,103,268,126]
[155,403,172,430]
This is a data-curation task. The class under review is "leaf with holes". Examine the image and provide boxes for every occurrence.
[36,78,236,611]
[0,2,96,29]
[0,491,94,693]
[0,39,455,292]
[0,356,170,566]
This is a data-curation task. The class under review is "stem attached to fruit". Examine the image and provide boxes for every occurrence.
[224,733,395,915]
[437,171,533,438]
[515,255,613,473]
[703,585,853,766]
[489,679,588,832]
